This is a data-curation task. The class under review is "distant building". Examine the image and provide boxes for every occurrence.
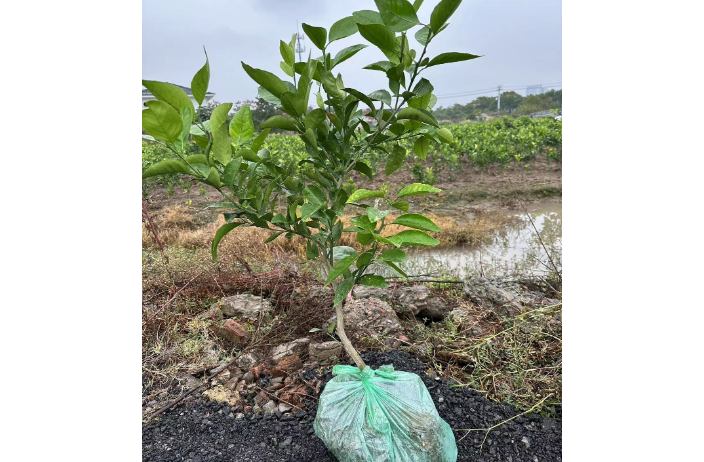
[526,85,544,96]
[142,84,215,110]
[531,110,558,119]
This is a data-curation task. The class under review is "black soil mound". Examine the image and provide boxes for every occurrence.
[143,351,561,461]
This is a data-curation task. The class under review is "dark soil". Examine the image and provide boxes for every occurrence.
[143,351,561,462]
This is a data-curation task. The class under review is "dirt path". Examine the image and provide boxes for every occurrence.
[143,351,561,462]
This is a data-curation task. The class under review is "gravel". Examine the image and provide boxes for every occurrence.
[143,351,561,461]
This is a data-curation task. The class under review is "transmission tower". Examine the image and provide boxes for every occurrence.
[295,24,306,62]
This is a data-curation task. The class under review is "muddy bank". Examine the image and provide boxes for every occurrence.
[143,351,561,462]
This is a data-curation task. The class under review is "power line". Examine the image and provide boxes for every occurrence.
[435,82,562,100]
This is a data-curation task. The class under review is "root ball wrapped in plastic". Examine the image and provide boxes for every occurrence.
[314,364,458,462]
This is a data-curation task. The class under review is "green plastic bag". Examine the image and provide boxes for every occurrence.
[314,364,458,462]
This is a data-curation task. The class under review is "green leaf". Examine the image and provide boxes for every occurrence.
[316,92,325,109]
[378,248,407,263]
[211,103,233,165]
[430,0,462,33]
[332,44,368,69]
[367,207,390,222]
[391,201,409,212]
[279,40,295,67]
[397,183,441,198]
[305,108,327,129]
[352,10,384,25]
[211,222,245,260]
[412,78,433,98]
[382,260,408,278]
[303,185,327,206]
[385,144,406,176]
[193,134,208,149]
[374,0,420,32]
[191,49,210,106]
[364,61,394,72]
[359,274,388,288]
[356,250,375,267]
[413,0,425,11]
[251,128,271,152]
[280,62,294,78]
[175,106,194,151]
[357,23,400,63]
[260,115,298,131]
[329,16,359,42]
[334,276,356,305]
[392,213,440,231]
[236,149,260,162]
[327,321,336,335]
[392,229,439,246]
[413,136,431,160]
[229,104,254,145]
[258,86,281,105]
[369,89,392,106]
[142,80,195,114]
[437,127,453,143]
[306,241,319,260]
[142,159,191,179]
[343,87,376,114]
[347,189,386,203]
[353,161,374,180]
[357,232,375,245]
[302,23,327,50]
[210,102,233,128]
[142,101,183,143]
[333,246,358,260]
[223,157,242,190]
[204,167,221,188]
[327,255,358,285]
[397,107,439,127]
[279,91,307,117]
[426,52,480,68]
[241,62,288,98]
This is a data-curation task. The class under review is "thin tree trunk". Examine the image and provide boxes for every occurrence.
[335,301,367,370]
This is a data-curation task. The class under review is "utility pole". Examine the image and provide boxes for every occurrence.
[295,23,306,63]
[497,85,501,114]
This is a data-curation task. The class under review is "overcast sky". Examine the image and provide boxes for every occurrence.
[142,0,561,108]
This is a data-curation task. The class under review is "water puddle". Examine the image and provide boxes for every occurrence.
[377,202,562,279]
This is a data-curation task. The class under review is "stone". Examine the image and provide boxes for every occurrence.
[262,400,277,415]
[327,298,404,348]
[308,341,342,362]
[270,354,302,378]
[254,390,268,406]
[448,307,484,336]
[216,294,272,320]
[292,286,334,307]
[352,286,392,302]
[463,277,523,317]
[236,351,264,370]
[279,385,308,407]
[249,364,268,380]
[270,338,310,364]
[242,372,255,384]
[216,319,250,346]
[278,402,293,413]
[278,436,293,448]
[396,285,450,320]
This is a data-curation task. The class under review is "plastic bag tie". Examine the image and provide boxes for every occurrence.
[332,365,398,381]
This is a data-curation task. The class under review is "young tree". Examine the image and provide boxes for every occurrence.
[142,0,479,371]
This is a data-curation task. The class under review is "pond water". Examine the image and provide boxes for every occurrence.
[377,201,562,279]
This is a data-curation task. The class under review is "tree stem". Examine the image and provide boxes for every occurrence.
[335,301,367,370]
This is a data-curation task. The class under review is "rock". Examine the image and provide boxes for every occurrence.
[278,402,293,413]
[328,298,404,348]
[262,400,277,415]
[249,364,268,380]
[216,294,272,320]
[270,338,310,364]
[292,286,334,306]
[396,285,450,320]
[308,341,342,362]
[254,390,268,406]
[463,277,523,317]
[278,436,293,448]
[216,319,250,346]
[242,372,255,384]
[352,286,392,301]
[280,385,308,407]
[522,436,531,448]
[201,385,239,406]
[448,307,484,336]
[271,354,302,378]
[236,351,264,370]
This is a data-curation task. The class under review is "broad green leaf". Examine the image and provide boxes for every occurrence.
[305,108,327,129]
[280,62,294,78]
[356,250,375,267]
[397,107,439,127]
[175,106,194,151]
[391,201,409,212]
[426,52,480,68]
[393,229,439,246]
[412,78,433,98]
[329,16,359,42]
[357,232,375,245]
[204,167,221,188]
[413,0,425,11]
[359,274,388,288]
[306,241,319,260]
[352,10,384,25]
[191,50,210,106]
[392,213,440,231]
[334,276,356,305]
[378,248,407,263]
[301,202,321,221]
[332,44,368,68]
[357,23,400,63]
[303,185,327,206]
[437,127,453,143]
[236,149,259,162]
[415,26,431,45]
[260,115,298,131]
[142,80,195,114]
[210,102,233,128]
[369,89,392,106]
[383,260,408,278]
[332,246,358,260]
[364,61,394,72]
[190,121,210,135]
[367,207,390,222]
[326,255,358,285]
[430,0,462,33]
[316,92,325,109]
[347,189,386,203]
[258,86,281,105]
[142,159,191,179]
[386,144,406,176]
[223,157,243,190]
[229,104,254,145]
[241,62,288,98]
[343,87,376,114]
[397,183,441,198]
[211,103,233,165]
[374,0,420,32]
[193,134,208,149]
[413,136,431,160]
[279,40,295,67]
[142,100,182,143]
[250,128,271,152]
[350,216,377,233]
[279,91,307,117]
[264,231,284,244]
[327,321,336,334]
[302,23,327,50]
[211,222,245,260]
[353,161,374,180]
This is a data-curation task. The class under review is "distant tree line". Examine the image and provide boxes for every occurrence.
[195,97,282,131]
[432,89,562,123]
